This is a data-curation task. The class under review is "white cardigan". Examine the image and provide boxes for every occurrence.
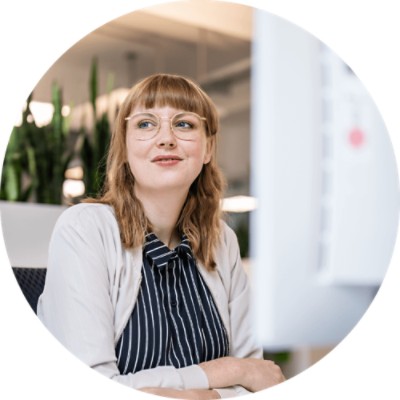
[37,203,263,398]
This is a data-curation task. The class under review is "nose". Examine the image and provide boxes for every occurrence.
[156,117,177,148]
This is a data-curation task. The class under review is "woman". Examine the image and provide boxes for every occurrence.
[37,74,285,398]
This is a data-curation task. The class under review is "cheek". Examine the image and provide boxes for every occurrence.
[203,147,212,164]
[188,144,209,166]
[201,138,213,164]
[125,139,146,174]
[126,136,148,159]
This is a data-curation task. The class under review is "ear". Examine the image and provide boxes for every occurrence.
[203,136,214,164]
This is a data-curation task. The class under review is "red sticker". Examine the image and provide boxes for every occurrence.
[348,128,365,148]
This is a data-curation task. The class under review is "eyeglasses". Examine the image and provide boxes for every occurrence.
[125,111,207,141]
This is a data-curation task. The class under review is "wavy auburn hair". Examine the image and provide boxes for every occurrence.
[86,74,226,270]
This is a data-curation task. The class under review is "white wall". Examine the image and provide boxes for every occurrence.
[0,201,65,268]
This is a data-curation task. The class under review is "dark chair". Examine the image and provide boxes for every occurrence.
[12,267,47,314]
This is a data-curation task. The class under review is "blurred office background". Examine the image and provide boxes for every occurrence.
[1,0,399,379]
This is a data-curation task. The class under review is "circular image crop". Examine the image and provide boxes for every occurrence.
[1,1,399,399]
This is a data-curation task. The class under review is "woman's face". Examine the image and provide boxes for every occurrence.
[125,105,212,198]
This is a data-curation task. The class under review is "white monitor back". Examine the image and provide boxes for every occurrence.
[250,10,399,349]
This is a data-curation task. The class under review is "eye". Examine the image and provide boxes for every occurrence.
[174,119,194,130]
[133,115,158,130]
[138,120,156,129]
[173,114,201,131]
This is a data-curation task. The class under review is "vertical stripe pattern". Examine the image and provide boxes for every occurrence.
[115,233,229,374]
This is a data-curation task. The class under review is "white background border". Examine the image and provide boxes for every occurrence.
[0,1,399,399]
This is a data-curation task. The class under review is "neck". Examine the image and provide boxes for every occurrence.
[135,187,188,248]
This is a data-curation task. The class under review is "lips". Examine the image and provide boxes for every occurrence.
[151,155,183,162]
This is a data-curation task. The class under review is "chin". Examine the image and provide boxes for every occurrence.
[138,179,192,194]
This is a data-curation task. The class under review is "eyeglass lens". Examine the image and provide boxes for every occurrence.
[127,112,205,140]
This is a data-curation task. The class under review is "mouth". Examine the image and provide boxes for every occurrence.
[151,155,183,162]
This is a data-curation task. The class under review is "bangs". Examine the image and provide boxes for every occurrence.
[122,74,219,136]
[135,75,208,117]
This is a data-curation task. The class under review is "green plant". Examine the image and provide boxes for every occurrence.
[1,83,74,204]
[33,83,74,204]
[0,94,34,202]
[79,58,112,197]
[1,58,113,204]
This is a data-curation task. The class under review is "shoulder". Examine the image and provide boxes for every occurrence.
[219,219,240,249]
[59,202,114,218]
[211,220,249,301]
[49,203,125,261]
[213,219,241,271]
[53,202,119,234]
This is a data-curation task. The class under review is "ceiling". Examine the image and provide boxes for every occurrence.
[33,1,254,107]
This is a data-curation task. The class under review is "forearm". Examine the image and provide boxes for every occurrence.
[199,357,241,389]
[98,363,209,390]
[199,356,285,393]
[140,387,220,399]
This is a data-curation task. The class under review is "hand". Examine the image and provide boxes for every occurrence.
[200,356,285,393]
[139,387,220,399]
[239,358,286,392]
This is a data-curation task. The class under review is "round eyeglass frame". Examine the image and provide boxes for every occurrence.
[125,111,207,141]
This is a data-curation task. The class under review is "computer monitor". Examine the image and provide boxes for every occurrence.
[249,10,399,350]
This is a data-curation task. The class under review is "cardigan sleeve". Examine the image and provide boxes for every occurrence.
[213,223,264,398]
[37,204,209,391]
